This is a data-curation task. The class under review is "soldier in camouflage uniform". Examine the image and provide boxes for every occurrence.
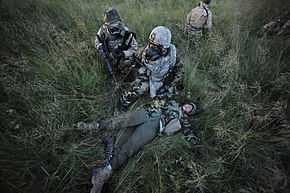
[119,26,184,109]
[95,7,138,81]
[89,99,198,193]
[257,11,290,37]
[185,0,212,39]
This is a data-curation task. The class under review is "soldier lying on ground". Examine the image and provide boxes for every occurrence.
[257,11,290,37]
[119,26,185,111]
[79,99,198,193]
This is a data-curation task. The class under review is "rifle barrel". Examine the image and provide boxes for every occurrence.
[100,50,118,83]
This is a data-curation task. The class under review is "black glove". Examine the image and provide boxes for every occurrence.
[112,50,125,59]
[117,63,127,71]
[98,44,105,52]
[184,133,198,145]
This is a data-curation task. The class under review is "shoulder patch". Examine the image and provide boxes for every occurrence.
[149,33,156,41]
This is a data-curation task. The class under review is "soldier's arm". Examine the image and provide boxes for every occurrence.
[94,27,105,50]
[123,34,138,58]
[180,116,191,130]
[187,8,198,26]
[204,10,212,29]
[172,56,184,84]
[180,118,198,144]
[133,46,146,68]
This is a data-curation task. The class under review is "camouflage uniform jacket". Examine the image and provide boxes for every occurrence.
[257,12,290,37]
[94,23,138,64]
[136,45,184,98]
[144,100,192,134]
[186,3,212,32]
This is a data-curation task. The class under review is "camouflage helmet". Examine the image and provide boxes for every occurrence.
[148,26,172,49]
[103,7,121,25]
[201,0,211,5]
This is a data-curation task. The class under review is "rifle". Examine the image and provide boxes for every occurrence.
[96,35,118,84]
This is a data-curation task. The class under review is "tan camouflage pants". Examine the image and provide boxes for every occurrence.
[185,24,203,40]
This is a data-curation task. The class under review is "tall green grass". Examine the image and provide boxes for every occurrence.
[1,0,290,192]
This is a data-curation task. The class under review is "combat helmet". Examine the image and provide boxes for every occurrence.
[103,8,125,35]
[201,0,211,5]
[103,7,121,25]
[145,26,172,61]
[148,26,172,49]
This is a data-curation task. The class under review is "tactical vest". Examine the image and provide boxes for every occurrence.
[106,34,124,52]
[141,44,176,97]
[100,24,136,53]
[187,5,209,29]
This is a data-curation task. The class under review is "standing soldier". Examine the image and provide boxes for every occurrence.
[119,26,184,110]
[95,7,138,82]
[185,0,212,39]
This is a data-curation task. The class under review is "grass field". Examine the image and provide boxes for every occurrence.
[1,0,290,192]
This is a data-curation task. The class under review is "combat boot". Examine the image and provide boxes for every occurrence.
[103,136,116,165]
[90,167,113,193]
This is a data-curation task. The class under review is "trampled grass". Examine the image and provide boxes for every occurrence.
[1,0,290,192]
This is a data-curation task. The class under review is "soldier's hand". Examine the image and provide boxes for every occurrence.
[97,44,104,52]
[183,133,198,145]
[138,67,147,74]
[112,50,125,59]
[117,63,127,71]
[163,85,170,90]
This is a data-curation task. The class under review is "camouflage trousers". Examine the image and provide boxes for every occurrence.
[120,75,182,107]
[185,24,203,40]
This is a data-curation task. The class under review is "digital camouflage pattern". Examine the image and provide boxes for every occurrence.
[148,26,171,48]
[120,45,184,107]
[143,44,177,97]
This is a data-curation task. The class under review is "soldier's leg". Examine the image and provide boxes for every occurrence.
[94,108,148,131]
[110,118,159,169]
[185,25,203,40]
[120,75,149,107]
[115,107,148,130]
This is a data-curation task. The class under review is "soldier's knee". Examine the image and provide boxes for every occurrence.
[127,149,135,157]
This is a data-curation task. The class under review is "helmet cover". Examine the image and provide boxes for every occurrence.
[103,7,121,25]
[201,0,211,5]
[148,26,172,49]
